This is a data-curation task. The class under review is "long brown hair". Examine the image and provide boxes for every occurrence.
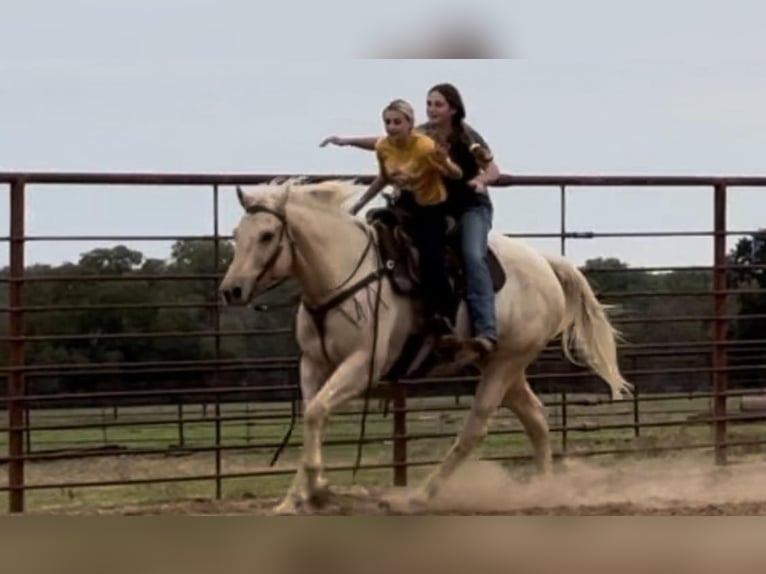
[428,82,468,145]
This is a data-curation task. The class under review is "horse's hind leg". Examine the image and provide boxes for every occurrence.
[501,374,553,476]
[403,359,513,508]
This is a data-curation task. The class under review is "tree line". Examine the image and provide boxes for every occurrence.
[0,231,764,406]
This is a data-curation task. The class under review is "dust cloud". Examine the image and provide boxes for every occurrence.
[42,453,766,516]
[426,455,766,514]
[14,457,766,574]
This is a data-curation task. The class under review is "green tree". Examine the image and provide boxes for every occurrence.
[78,245,143,274]
[728,229,766,387]
[579,257,712,392]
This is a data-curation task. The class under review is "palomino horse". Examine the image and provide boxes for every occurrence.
[219,178,632,514]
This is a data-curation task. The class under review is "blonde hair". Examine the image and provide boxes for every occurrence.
[383,99,415,125]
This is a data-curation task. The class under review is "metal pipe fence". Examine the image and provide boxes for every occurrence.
[2,171,766,514]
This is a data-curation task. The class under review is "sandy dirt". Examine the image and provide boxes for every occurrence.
[38,455,766,515]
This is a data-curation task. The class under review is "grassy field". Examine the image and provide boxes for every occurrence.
[1,391,765,513]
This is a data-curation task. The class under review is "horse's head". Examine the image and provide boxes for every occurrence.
[219,182,294,306]
[219,178,359,306]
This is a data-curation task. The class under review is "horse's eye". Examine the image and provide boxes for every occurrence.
[259,231,275,243]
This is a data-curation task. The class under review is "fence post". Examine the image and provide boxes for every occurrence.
[7,179,26,513]
[177,401,185,448]
[633,385,640,438]
[712,183,728,465]
[212,183,223,498]
[392,384,407,486]
[559,186,570,456]
[561,392,568,455]
[560,184,567,256]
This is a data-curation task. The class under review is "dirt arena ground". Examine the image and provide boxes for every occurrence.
[45,455,766,515]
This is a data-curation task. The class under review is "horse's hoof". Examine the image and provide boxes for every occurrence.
[378,497,401,514]
[307,479,335,505]
[406,492,430,513]
[271,497,303,515]
[378,490,430,514]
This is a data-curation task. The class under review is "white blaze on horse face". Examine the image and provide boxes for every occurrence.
[220,211,287,305]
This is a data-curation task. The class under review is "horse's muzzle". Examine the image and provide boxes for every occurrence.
[220,286,243,305]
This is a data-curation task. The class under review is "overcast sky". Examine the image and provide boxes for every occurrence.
[2,0,765,268]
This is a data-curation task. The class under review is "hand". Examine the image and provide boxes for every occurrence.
[433,139,449,161]
[470,144,492,166]
[389,169,412,188]
[319,136,345,147]
[468,177,488,194]
[390,174,411,187]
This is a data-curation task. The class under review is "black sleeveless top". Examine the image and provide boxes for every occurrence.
[415,121,493,216]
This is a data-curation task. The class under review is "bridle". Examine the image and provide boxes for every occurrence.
[240,195,388,479]
[243,203,292,289]
[241,200,385,366]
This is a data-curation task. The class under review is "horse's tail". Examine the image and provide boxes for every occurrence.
[545,254,633,400]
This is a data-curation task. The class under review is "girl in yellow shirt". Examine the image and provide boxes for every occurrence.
[352,99,463,339]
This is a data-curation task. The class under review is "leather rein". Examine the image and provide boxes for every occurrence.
[242,200,387,478]
[243,202,385,366]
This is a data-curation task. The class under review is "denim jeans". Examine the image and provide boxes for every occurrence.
[458,197,497,341]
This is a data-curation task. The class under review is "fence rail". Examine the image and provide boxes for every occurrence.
[2,170,766,514]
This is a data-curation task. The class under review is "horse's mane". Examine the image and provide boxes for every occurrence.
[238,177,362,217]
[285,178,361,213]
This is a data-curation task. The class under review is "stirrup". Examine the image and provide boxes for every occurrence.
[467,336,498,357]
[429,314,454,337]
[449,337,497,367]
[434,332,463,352]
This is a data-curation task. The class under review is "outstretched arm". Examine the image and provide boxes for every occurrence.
[474,158,500,185]
[467,159,501,195]
[320,135,378,151]
[465,129,501,192]
[350,175,387,214]
[350,154,389,214]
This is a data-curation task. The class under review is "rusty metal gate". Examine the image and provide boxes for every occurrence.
[2,171,765,514]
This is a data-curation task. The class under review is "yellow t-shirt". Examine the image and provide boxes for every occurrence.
[375,132,452,206]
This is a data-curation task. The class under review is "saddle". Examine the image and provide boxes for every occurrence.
[367,201,506,380]
[366,203,506,303]
[365,202,506,381]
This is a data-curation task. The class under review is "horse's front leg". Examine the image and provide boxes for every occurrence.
[272,354,330,515]
[302,350,375,505]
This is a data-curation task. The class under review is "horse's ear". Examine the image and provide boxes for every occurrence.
[236,186,247,210]
[308,181,352,206]
[278,184,291,209]
[309,188,337,203]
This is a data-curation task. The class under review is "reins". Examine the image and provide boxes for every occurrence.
[243,194,386,476]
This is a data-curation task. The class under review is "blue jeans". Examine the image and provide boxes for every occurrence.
[458,198,497,341]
